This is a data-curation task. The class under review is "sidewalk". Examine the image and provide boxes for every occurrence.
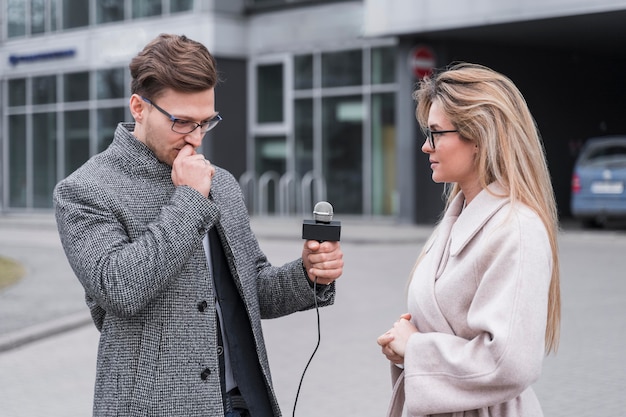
[0,213,430,350]
[0,213,92,349]
[1,213,625,417]
[0,212,432,417]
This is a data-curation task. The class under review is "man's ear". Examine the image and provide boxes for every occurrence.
[129,94,145,122]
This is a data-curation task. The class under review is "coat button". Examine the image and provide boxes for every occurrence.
[197,300,208,312]
[200,368,211,380]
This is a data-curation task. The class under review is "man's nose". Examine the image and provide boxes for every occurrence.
[184,128,205,148]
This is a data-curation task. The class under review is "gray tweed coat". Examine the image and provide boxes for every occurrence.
[53,123,335,417]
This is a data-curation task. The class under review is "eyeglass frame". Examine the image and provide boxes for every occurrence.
[141,96,222,134]
[425,129,459,149]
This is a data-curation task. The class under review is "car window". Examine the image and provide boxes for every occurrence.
[580,143,626,167]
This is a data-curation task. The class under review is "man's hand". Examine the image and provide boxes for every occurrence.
[302,240,344,285]
[171,144,215,197]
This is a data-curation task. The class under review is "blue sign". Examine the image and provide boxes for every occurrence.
[9,49,76,66]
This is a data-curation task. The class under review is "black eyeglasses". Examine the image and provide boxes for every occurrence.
[425,129,459,149]
[141,96,222,134]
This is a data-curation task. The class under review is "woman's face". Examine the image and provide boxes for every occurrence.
[421,99,479,191]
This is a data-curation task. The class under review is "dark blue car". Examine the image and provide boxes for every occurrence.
[571,136,626,228]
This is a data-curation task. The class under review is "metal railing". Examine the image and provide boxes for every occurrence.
[238,170,327,216]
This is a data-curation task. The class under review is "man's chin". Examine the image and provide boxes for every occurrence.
[156,154,175,167]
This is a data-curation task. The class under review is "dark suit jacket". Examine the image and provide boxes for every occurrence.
[53,123,335,416]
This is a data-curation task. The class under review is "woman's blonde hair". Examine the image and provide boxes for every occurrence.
[413,62,560,354]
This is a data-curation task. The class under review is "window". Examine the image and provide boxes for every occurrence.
[32,75,57,105]
[97,0,125,23]
[51,0,58,30]
[247,0,345,8]
[63,0,89,29]
[294,99,314,177]
[64,110,90,176]
[97,107,125,152]
[64,72,90,102]
[322,96,364,214]
[171,0,193,12]
[372,46,395,85]
[31,0,46,34]
[8,115,27,208]
[255,135,287,213]
[97,68,126,99]
[255,136,287,175]
[7,0,26,37]
[294,55,313,90]
[371,93,396,215]
[133,0,162,18]
[33,112,58,208]
[9,79,27,107]
[257,64,284,123]
[322,50,362,87]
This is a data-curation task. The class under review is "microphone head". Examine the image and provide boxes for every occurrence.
[313,201,333,223]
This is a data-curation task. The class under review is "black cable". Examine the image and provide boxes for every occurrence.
[292,276,321,417]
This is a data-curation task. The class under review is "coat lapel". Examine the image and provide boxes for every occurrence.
[409,194,462,335]
[449,183,510,257]
[409,184,510,335]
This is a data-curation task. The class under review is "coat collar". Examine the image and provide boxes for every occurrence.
[448,183,510,256]
[109,122,172,177]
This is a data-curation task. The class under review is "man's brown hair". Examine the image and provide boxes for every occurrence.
[130,34,218,100]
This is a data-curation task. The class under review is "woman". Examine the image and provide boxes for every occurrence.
[377,63,560,417]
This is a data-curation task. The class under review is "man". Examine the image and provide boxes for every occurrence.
[53,33,343,417]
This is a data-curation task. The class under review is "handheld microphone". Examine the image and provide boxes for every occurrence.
[293,201,341,417]
[302,201,341,242]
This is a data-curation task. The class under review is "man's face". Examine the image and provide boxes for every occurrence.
[133,88,217,166]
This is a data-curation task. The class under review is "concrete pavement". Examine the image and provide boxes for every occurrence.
[0,213,625,416]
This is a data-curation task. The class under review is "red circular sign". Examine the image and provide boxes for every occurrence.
[409,46,436,79]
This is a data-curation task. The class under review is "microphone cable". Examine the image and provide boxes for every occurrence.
[291,276,321,417]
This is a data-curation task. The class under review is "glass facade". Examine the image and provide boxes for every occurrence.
[1,2,203,211]
[1,1,195,212]
[2,1,398,217]
[3,70,129,209]
[251,44,397,216]
[5,0,194,38]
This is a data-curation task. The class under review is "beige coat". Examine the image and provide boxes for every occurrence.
[386,184,551,417]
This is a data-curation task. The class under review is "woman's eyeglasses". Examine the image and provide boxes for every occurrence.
[425,129,458,149]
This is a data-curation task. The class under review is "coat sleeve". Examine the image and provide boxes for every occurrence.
[54,176,216,319]
[402,209,552,415]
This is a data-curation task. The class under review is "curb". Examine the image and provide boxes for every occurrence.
[0,310,93,353]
